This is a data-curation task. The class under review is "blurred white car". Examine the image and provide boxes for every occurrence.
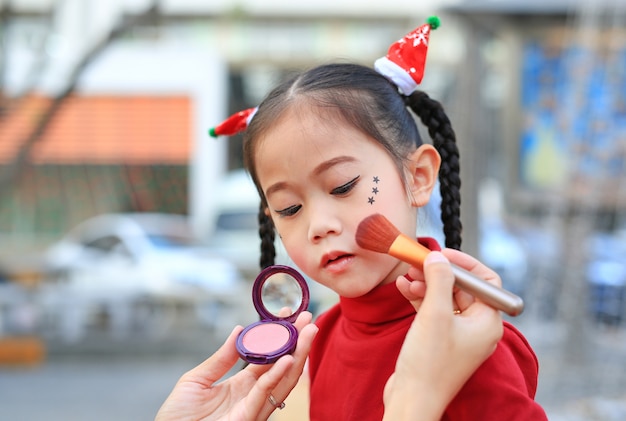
[43,213,242,294]
[39,213,248,341]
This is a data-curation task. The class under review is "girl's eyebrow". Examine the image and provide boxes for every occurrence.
[265,155,357,199]
[313,156,357,177]
[265,181,288,199]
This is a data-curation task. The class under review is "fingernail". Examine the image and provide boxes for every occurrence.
[425,251,449,265]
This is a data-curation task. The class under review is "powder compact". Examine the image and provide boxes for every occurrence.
[236,265,310,365]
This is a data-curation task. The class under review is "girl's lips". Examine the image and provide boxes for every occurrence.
[321,251,355,273]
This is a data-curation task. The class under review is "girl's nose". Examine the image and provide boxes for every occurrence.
[307,206,343,243]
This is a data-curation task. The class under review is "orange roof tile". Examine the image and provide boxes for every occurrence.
[0,94,192,164]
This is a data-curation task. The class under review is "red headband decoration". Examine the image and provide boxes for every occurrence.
[374,15,440,95]
[208,107,258,138]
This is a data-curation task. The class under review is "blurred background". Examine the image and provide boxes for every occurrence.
[0,0,625,420]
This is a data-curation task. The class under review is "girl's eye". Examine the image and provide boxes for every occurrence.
[276,204,302,217]
[331,176,360,196]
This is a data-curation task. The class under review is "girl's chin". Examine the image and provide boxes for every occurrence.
[312,262,398,297]
[324,278,384,298]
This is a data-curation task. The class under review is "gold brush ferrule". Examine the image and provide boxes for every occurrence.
[388,233,431,268]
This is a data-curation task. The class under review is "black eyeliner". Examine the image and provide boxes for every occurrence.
[331,175,360,195]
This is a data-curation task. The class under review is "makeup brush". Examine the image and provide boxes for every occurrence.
[355,213,524,317]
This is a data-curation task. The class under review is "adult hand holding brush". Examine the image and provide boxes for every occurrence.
[355,213,525,317]
[383,251,504,421]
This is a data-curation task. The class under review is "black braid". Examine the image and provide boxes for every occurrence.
[406,90,463,250]
[258,201,276,269]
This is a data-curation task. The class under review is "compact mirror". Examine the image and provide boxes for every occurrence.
[236,265,310,365]
[261,271,304,317]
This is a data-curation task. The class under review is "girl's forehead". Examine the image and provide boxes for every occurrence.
[255,108,373,163]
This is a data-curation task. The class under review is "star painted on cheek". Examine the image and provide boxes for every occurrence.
[369,176,380,204]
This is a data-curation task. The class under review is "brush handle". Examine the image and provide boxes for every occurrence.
[389,234,524,316]
[450,264,524,317]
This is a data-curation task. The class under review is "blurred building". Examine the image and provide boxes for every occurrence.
[447,0,626,219]
[446,0,626,325]
[0,0,456,261]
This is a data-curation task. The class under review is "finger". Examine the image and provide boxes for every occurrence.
[278,322,318,388]
[452,288,475,312]
[420,251,456,316]
[396,274,426,303]
[293,311,313,331]
[256,322,319,420]
[254,323,318,421]
[181,325,244,386]
[458,301,504,354]
[278,306,293,318]
[293,323,319,359]
[244,355,295,416]
[406,265,425,282]
[442,249,502,287]
[442,248,508,313]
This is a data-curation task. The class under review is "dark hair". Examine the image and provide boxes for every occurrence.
[243,63,462,269]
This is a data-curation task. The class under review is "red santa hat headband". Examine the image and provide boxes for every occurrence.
[209,16,440,138]
[375,15,440,95]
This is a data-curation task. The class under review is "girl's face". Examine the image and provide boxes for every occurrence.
[254,106,438,298]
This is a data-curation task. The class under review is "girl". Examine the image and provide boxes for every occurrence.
[212,19,547,421]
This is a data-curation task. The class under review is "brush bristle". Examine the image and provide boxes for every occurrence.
[355,214,402,254]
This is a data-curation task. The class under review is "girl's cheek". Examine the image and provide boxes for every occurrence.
[290,249,308,271]
[280,236,308,271]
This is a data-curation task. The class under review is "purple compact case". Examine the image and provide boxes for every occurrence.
[236,265,310,365]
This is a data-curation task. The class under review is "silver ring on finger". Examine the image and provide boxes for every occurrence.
[268,393,286,410]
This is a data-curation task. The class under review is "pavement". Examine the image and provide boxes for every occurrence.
[1,318,626,421]
[523,319,626,421]
[1,354,196,421]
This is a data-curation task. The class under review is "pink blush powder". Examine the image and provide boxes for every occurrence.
[242,323,290,354]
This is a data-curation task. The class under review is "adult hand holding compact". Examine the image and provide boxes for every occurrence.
[155,310,318,421]
[383,250,504,421]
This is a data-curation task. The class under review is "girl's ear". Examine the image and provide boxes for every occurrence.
[405,144,441,207]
